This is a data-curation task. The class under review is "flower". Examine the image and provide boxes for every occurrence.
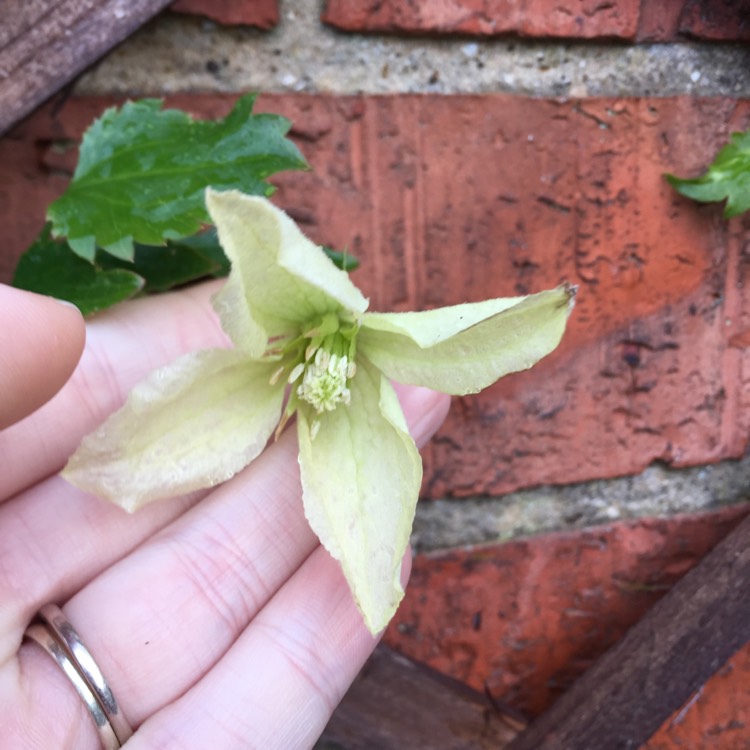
[64,189,575,633]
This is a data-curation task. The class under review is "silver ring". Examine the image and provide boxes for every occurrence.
[25,624,121,750]
[24,605,133,749]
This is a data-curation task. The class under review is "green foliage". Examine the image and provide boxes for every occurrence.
[100,233,228,293]
[12,95,361,315]
[666,130,750,217]
[47,95,308,260]
[13,229,144,316]
[13,227,234,313]
[13,96,312,314]
[321,245,360,272]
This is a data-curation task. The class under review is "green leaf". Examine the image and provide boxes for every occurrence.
[99,235,226,293]
[321,245,360,272]
[13,228,144,315]
[666,131,750,217]
[172,228,231,278]
[47,95,308,259]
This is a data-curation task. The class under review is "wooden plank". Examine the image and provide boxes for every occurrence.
[0,0,173,136]
[316,646,523,749]
[506,513,750,750]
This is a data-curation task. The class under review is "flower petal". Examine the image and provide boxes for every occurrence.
[206,189,368,355]
[296,358,422,634]
[63,349,284,511]
[359,285,575,394]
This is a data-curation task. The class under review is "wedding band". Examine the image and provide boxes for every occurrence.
[24,605,133,749]
[24,624,121,750]
[38,604,133,745]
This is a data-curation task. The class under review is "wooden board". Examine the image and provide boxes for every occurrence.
[317,646,523,749]
[506,513,750,749]
[0,0,173,136]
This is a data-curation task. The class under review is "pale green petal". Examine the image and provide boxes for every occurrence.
[63,349,284,512]
[297,358,422,634]
[359,285,575,395]
[206,189,368,355]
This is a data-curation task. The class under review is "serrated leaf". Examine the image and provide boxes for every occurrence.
[47,95,308,259]
[666,130,750,217]
[13,228,144,315]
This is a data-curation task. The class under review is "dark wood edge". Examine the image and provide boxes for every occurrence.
[506,511,750,750]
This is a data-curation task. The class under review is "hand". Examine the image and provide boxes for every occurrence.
[0,283,450,749]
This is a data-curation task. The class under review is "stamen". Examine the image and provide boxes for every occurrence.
[269,365,286,386]
[297,352,353,414]
[287,363,305,384]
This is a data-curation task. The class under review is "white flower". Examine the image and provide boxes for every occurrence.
[64,190,575,633]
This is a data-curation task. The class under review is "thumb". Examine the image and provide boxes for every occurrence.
[0,285,85,429]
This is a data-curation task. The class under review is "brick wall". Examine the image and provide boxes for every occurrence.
[171,0,750,41]
[3,1,749,745]
[323,0,750,41]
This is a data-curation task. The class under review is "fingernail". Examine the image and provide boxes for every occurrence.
[51,296,83,314]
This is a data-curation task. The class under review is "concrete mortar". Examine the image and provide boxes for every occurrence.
[412,458,750,552]
[77,2,750,98]
[77,0,750,544]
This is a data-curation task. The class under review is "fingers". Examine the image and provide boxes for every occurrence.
[10,386,448,749]
[0,477,201,666]
[0,286,85,431]
[133,546,404,750]
[0,284,226,664]
[65,388,446,722]
[64,432,312,725]
[0,281,228,501]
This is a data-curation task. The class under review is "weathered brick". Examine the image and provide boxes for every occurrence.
[3,94,750,495]
[638,0,750,41]
[323,0,750,41]
[322,0,640,39]
[384,506,750,721]
[645,646,750,749]
[675,0,750,41]
[170,0,278,29]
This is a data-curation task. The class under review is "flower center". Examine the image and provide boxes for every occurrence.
[270,311,360,418]
[297,349,354,413]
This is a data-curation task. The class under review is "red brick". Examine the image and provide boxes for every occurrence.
[638,0,750,41]
[644,646,750,749]
[323,0,750,41]
[383,506,749,720]
[170,0,278,28]
[636,1,687,41]
[322,0,640,39]
[677,0,750,41]
[3,94,750,494]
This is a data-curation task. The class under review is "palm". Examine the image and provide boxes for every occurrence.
[0,283,448,749]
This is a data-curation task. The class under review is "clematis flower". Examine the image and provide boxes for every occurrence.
[64,189,575,633]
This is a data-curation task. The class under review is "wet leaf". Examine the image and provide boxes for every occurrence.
[47,95,308,260]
